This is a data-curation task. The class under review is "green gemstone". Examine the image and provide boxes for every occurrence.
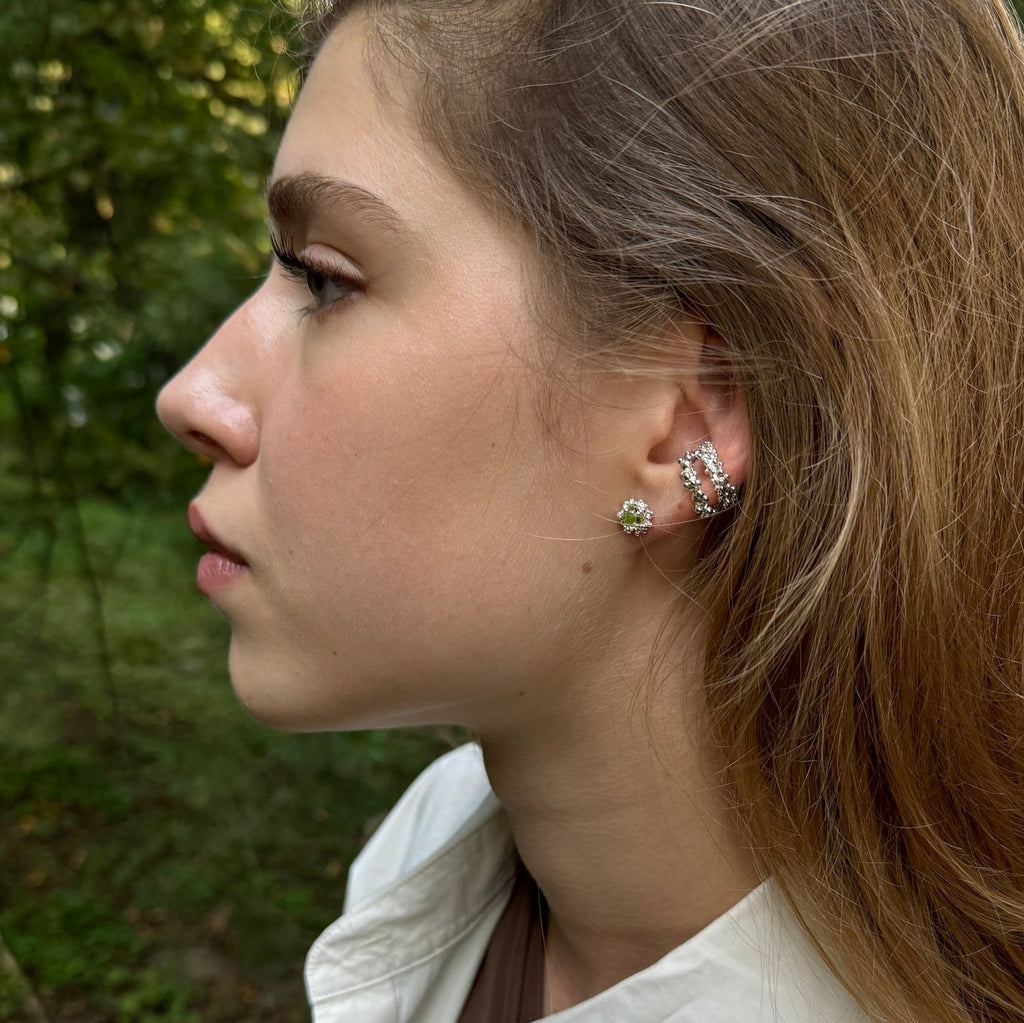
[619,501,650,532]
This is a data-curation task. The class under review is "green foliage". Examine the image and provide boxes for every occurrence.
[0,0,300,510]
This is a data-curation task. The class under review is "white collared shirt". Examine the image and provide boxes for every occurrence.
[305,744,869,1022]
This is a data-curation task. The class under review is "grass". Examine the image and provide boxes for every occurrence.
[0,494,454,1022]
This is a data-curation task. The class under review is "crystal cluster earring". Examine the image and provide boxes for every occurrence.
[617,498,653,536]
[678,441,738,519]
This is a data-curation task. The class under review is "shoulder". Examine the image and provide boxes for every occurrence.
[343,742,500,912]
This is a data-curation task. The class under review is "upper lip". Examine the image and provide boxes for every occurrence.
[188,503,249,566]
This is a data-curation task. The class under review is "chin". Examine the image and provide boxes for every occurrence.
[226,646,393,733]
[226,645,321,732]
[230,679,314,732]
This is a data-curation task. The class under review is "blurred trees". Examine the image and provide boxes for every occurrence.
[0,0,299,515]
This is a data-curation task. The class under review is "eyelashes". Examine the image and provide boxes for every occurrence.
[269,234,361,319]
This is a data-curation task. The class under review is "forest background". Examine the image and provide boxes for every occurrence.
[0,1,452,1020]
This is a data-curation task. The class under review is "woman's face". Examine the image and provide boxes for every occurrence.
[156,14,620,732]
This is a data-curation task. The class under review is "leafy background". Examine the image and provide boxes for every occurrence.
[0,1,450,1020]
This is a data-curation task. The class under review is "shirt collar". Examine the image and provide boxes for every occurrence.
[307,749,867,1022]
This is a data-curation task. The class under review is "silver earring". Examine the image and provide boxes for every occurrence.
[617,498,653,536]
[678,441,738,519]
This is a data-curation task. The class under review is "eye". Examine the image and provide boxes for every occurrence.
[270,234,361,318]
[304,265,353,309]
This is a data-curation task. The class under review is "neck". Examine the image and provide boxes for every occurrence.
[476,624,761,1014]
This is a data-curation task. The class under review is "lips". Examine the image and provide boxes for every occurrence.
[188,502,249,567]
[189,503,250,598]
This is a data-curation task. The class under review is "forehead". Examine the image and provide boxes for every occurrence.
[276,18,410,196]
[273,13,477,245]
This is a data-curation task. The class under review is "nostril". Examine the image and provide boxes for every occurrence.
[186,429,222,457]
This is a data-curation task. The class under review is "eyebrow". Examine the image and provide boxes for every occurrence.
[265,172,409,237]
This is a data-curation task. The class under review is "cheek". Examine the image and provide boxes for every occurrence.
[257,335,544,612]
[258,382,396,581]
[229,319,600,730]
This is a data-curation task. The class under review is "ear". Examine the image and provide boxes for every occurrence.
[603,319,750,538]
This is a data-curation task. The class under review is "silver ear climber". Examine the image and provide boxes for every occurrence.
[678,441,738,519]
[617,498,653,536]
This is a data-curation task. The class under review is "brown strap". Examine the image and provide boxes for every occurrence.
[458,865,548,1023]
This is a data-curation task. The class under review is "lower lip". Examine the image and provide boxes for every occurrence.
[197,551,250,596]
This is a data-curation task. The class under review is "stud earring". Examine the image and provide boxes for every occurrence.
[678,441,738,519]
[617,498,653,536]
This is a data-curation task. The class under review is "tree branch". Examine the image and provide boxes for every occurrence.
[0,927,50,1023]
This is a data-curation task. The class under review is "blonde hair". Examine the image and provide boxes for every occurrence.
[301,0,1024,1018]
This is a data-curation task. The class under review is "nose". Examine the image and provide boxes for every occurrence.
[156,300,261,467]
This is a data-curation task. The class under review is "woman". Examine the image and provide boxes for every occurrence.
[156,0,1024,1019]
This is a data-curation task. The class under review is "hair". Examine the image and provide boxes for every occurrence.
[297,1,1024,1019]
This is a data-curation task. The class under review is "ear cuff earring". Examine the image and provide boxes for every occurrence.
[678,441,738,518]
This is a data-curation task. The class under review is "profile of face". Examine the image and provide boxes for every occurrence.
[156,3,748,737]
[156,14,645,734]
